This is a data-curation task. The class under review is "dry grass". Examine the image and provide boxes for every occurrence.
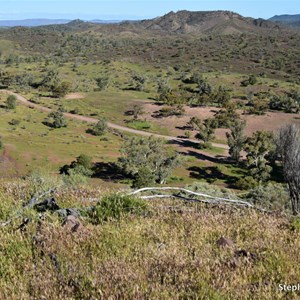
[0,180,299,299]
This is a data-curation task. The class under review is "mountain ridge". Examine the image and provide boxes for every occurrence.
[269,14,300,28]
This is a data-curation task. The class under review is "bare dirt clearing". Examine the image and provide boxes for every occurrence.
[65,93,85,100]
[142,102,300,141]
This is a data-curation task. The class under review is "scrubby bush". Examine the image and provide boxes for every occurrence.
[182,182,236,199]
[60,154,94,178]
[244,183,290,211]
[132,166,156,188]
[6,95,17,109]
[45,110,67,128]
[88,118,107,136]
[87,194,147,224]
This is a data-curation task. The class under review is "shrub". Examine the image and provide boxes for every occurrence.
[60,154,94,178]
[8,119,20,126]
[182,182,235,199]
[244,183,290,211]
[235,176,258,190]
[88,118,107,136]
[132,166,156,188]
[46,110,67,128]
[6,95,17,109]
[88,194,147,224]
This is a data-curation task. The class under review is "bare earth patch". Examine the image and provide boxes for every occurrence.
[142,102,300,141]
[65,93,85,100]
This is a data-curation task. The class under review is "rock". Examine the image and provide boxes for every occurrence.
[34,197,60,212]
[62,215,81,233]
[216,237,235,248]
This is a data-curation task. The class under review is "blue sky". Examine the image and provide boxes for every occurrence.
[1,0,299,20]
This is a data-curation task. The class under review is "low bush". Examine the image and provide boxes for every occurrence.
[88,193,147,224]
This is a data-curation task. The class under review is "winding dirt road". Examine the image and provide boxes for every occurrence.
[1,90,229,150]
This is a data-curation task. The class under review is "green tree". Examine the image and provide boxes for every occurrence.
[52,81,71,98]
[60,153,94,177]
[95,76,110,91]
[47,110,67,128]
[132,166,156,188]
[243,131,275,182]
[132,74,147,91]
[89,118,107,136]
[213,86,231,106]
[241,74,257,87]
[195,118,216,147]
[132,105,144,121]
[40,69,60,92]
[226,119,246,162]
[157,78,172,102]
[118,136,181,184]
[214,101,239,128]
[6,95,17,109]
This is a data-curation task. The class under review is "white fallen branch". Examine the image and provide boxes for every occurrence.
[128,186,269,212]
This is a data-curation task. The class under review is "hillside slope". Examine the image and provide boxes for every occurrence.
[0,178,299,299]
[269,14,300,27]
[137,10,286,34]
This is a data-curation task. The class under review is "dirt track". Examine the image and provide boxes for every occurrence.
[2,90,229,150]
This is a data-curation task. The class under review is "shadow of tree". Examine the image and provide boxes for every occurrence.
[188,165,238,186]
[92,162,129,182]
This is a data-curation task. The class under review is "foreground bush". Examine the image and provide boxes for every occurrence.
[87,193,148,224]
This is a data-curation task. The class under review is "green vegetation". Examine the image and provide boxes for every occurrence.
[88,118,107,136]
[46,110,68,128]
[0,177,299,299]
[5,94,16,109]
[88,193,148,224]
[0,11,300,298]
[118,136,181,185]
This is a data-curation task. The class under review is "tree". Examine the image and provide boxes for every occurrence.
[52,81,71,98]
[40,69,60,92]
[157,78,172,102]
[118,136,181,184]
[214,101,239,128]
[241,74,257,87]
[226,119,246,162]
[132,166,156,188]
[60,153,94,177]
[6,95,17,109]
[195,118,216,147]
[243,131,275,182]
[276,124,300,215]
[46,110,67,128]
[95,76,110,91]
[132,105,144,121]
[132,74,147,91]
[187,116,202,131]
[89,118,107,136]
[213,86,231,107]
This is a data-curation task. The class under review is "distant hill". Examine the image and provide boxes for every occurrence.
[269,14,300,27]
[0,11,295,36]
[0,18,121,27]
[135,10,285,34]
